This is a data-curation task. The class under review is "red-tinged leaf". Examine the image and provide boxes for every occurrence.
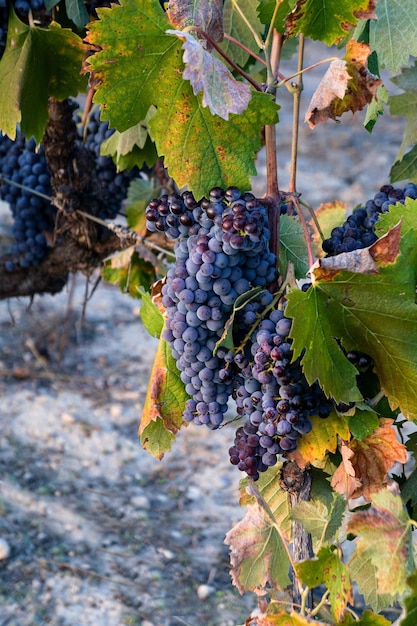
[167,0,224,45]
[139,338,188,459]
[167,30,251,120]
[292,411,350,465]
[224,502,291,594]
[331,419,407,500]
[347,489,414,597]
[295,546,353,620]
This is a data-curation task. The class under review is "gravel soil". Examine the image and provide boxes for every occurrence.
[0,41,407,626]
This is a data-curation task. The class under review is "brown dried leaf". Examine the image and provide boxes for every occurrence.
[305,42,382,128]
[331,419,408,500]
[311,222,401,281]
[305,60,350,128]
[167,0,224,46]
[354,0,377,21]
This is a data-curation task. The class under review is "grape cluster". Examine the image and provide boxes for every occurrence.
[228,309,333,480]
[78,109,140,220]
[322,183,417,255]
[0,109,139,270]
[160,187,278,427]
[0,134,55,271]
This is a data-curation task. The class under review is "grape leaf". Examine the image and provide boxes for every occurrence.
[166,0,224,45]
[257,610,327,625]
[331,419,408,500]
[167,30,251,120]
[0,10,87,141]
[364,84,389,133]
[339,610,391,626]
[347,489,414,597]
[139,337,188,459]
[286,0,370,45]
[347,407,379,440]
[400,570,417,626]
[65,0,90,28]
[279,215,309,280]
[257,0,296,33]
[390,145,417,184]
[101,248,156,297]
[349,547,394,613]
[239,464,292,540]
[149,86,278,198]
[100,108,156,162]
[295,411,351,464]
[369,0,417,74]
[286,205,417,416]
[295,546,353,620]
[224,501,291,594]
[291,493,345,552]
[137,287,164,338]
[86,0,278,197]
[389,63,417,160]
[221,0,263,67]
[400,467,417,507]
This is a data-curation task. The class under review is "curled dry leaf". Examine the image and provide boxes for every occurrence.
[311,221,401,281]
[167,0,224,47]
[331,418,408,500]
[305,42,382,128]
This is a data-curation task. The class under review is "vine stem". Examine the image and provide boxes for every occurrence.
[288,34,305,194]
[292,195,315,268]
[223,33,267,66]
[276,56,341,88]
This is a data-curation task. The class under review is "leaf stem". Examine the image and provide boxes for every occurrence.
[367,389,385,408]
[292,195,315,268]
[181,26,263,92]
[276,56,341,88]
[288,34,305,194]
[309,589,330,618]
[223,33,267,66]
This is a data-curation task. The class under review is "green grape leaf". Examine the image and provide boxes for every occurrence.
[0,10,87,141]
[239,464,292,540]
[389,63,417,160]
[286,206,417,416]
[286,0,370,45]
[224,499,291,594]
[214,286,263,353]
[167,29,252,120]
[369,0,417,74]
[286,288,361,403]
[347,407,379,441]
[257,0,296,33]
[86,0,278,196]
[139,338,188,459]
[65,0,90,28]
[364,84,389,133]
[150,86,277,198]
[259,609,328,625]
[400,570,417,626]
[137,288,164,338]
[101,248,156,298]
[390,145,417,184]
[295,546,353,620]
[44,0,59,9]
[401,467,417,507]
[347,490,414,598]
[291,493,345,552]
[222,0,264,67]
[279,215,309,280]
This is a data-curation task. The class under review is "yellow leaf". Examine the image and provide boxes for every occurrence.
[294,411,350,465]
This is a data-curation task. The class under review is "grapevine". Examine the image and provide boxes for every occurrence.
[1,0,417,625]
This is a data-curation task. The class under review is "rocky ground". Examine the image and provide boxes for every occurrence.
[0,40,408,626]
